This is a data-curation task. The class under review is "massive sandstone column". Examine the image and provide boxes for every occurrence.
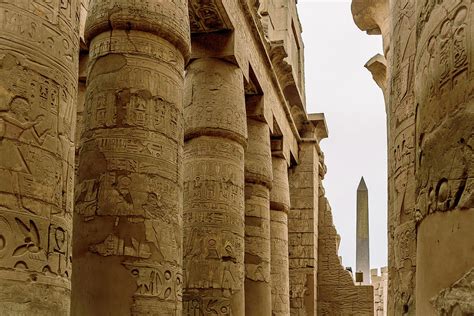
[270,154,291,316]
[288,118,325,316]
[244,115,273,315]
[414,0,474,314]
[0,1,79,314]
[72,0,190,314]
[183,58,247,315]
[388,0,418,314]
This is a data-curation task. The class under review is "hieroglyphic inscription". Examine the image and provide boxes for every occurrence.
[183,58,247,315]
[74,21,187,314]
[0,0,79,313]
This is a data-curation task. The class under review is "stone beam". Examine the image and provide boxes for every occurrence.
[188,0,233,33]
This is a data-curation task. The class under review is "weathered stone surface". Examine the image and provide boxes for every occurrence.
[414,0,473,314]
[288,138,321,316]
[372,267,388,316]
[244,118,272,316]
[72,0,190,314]
[0,1,386,315]
[431,268,474,316]
[317,189,374,316]
[0,0,79,314]
[271,156,291,316]
[183,57,247,315]
[353,0,474,314]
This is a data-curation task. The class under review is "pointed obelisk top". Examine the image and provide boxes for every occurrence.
[357,177,368,191]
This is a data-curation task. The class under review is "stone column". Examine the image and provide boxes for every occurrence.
[244,115,273,316]
[414,0,474,314]
[270,154,291,316]
[387,0,418,314]
[183,58,247,315]
[72,1,190,314]
[0,1,79,314]
[288,138,321,316]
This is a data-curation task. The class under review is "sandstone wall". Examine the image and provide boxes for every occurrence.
[317,185,374,315]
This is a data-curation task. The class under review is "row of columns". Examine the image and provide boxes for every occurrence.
[0,1,322,315]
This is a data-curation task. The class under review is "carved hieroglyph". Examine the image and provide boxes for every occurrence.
[0,0,79,314]
[72,0,190,314]
[183,58,247,316]
[288,139,320,316]
[415,0,473,314]
[244,119,273,316]
[387,0,418,314]
[270,156,291,316]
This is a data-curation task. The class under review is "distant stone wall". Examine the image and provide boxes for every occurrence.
[317,185,374,315]
[372,267,388,316]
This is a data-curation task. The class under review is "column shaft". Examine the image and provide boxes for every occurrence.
[415,0,474,314]
[288,141,320,315]
[388,0,417,314]
[0,1,79,314]
[244,119,272,316]
[270,156,291,316]
[183,58,247,315]
[73,1,190,315]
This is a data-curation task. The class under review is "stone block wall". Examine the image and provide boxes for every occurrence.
[317,188,374,315]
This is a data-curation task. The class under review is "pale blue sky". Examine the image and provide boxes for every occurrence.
[298,0,388,270]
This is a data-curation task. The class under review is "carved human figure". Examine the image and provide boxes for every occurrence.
[183,57,247,316]
[72,0,190,315]
[0,1,79,313]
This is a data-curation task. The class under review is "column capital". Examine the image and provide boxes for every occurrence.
[300,113,329,141]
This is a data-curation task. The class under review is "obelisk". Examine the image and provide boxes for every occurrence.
[356,177,370,284]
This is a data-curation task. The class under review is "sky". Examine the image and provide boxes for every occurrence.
[297,0,388,270]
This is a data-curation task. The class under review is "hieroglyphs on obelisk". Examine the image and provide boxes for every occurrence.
[183,57,247,315]
[0,1,79,314]
[72,0,191,314]
[357,177,370,285]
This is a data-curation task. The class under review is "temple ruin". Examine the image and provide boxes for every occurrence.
[0,0,471,315]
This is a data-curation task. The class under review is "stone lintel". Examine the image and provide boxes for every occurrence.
[191,31,239,66]
[189,0,233,34]
[270,40,305,111]
[307,113,329,140]
[271,137,285,159]
[246,95,267,122]
[78,53,88,82]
